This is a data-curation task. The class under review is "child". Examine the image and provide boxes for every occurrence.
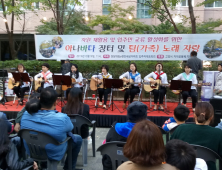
[162,105,190,132]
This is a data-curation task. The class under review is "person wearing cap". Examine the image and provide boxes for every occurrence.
[102,101,148,170]
[34,63,54,93]
[213,63,222,96]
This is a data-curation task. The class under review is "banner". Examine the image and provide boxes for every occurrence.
[35,34,222,61]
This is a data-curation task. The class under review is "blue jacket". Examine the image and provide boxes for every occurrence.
[21,110,73,161]
[0,112,13,133]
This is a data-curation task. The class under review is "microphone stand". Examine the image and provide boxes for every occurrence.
[93,69,100,112]
[0,62,7,108]
[128,61,131,108]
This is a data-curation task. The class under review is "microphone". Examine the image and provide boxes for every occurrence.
[129,69,132,72]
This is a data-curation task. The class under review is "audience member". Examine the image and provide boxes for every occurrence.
[103,101,148,170]
[21,88,82,170]
[62,87,90,138]
[171,102,222,170]
[0,112,14,134]
[117,120,177,170]
[166,139,208,170]
[0,118,38,170]
[14,93,40,132]
[162,105,190,132]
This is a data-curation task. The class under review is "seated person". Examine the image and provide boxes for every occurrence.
[162,105,190,132]
[0,118,38,170]
[171,102,222,170]
[166,139,208,170]
[117,120,177,170]
[103,101,148,170]
[21,88,82,170]
[0,112,14,134]
[14,93,40,133]
[62,87,90,139]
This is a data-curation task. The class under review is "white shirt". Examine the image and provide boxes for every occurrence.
[195,158,208,170]
[34,70,53,88]
[144,71,168,84]
[8,70,30,88]
[65,72,83,88]
[173,72,197,90]
[119,71,141,87]
[92,73,112,79]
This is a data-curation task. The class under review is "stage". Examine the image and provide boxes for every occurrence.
[1,99,194,127]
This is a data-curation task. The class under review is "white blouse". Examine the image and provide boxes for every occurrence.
[34,70,53,88]
[173,73,197,90]
[144,71,168,84]
[65,72,83,88]
[92,73,112,79]
[119,71,141,87]
[8,70,30,88]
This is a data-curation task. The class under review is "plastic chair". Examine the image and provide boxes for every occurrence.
[97,141,128,170]
[68,114,96,166]
[82,78,88,103]
[149,92,167,109]
[13,76,33,104]
[18,129,72,170]
[135,85,143,102]
[190,144,222,169]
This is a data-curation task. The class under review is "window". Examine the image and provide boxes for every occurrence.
[137,0,151,18]
[102,0,111,15]
[205,0,222,7]
[33,2,40,9]
[180,0,194,7]
[102,24,110,31]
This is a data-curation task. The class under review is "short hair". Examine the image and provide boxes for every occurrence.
[195,102,214,124]
[174,105,190,122]
[42,63,50,69]
[65,59,70,63]
[101,65,109,72]
[184,64,191,72]
[123,120,165,166]
[191,51,197,56]
[165,139,196,170]
[218,63,222,67]
[155,63,163,71]
[130,63,137,72]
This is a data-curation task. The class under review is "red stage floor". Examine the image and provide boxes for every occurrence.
[0,100,194,118]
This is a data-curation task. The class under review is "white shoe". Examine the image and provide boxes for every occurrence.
[99,102,102,106]
[193,108,195,112]
[103,105,106,109]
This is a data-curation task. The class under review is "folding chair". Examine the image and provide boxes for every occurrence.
[97,142,128,170]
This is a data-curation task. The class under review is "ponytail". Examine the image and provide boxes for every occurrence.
[196,113,206,123]
[25,98,41,114]
[195,102,214,124]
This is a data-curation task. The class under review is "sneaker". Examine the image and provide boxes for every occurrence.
[192,108,195,112]
[99,102,102,106]
[103,105,106,109]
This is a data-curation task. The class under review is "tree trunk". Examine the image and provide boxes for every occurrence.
[188,0,196,33]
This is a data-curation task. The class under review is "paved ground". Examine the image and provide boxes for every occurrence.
[58,128,109,170]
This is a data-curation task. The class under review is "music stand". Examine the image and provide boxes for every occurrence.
[0,69,8,108]
[170,80,192,105]
[103,78,123,113]
[52,75,71,111]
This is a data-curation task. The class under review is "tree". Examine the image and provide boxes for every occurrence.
[88,4,151,34]
[35,10,95,35]
[0,0,37,59]
[38,0,82,35]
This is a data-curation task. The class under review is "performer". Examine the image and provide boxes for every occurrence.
[65,64,83,96]
[8,64,30,105]
[213,63,222,96]
[144,63,168,111]
[173,65,198,111]
[91,65,112,109]
[34,63,53,93]
[119,63,141,109]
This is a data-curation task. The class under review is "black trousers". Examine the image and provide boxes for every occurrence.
[124,86,140,103]
[66,87,83,99]
[182,89,198,108]
[37,86,53,93]
[98,88,111,105]
[13,86,30,99]
[152,87,166,104]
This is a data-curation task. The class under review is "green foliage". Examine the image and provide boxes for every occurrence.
[88,4,151,34]
[35,10,95,35]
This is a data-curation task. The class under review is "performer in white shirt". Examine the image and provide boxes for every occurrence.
[91,65,112,109]
[34,63,53,93]
[65,64,83,97]
[213,63,222,96]
[144,63,168,111]
[8,64,30,105]
[173,65,198,111]
[119,63,141,109]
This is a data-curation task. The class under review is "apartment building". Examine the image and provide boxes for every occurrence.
[0,0,221,60]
